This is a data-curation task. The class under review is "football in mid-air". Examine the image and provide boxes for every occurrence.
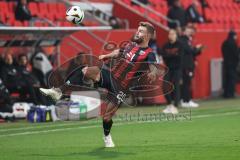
[66,6,84,25]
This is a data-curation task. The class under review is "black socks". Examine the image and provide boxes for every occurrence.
[103,119,113,136]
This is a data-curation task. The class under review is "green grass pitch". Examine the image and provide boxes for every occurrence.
[0,98,240,160]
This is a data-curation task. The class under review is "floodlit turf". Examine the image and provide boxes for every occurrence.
[0,98,240,160]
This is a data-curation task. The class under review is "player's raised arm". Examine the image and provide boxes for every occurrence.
[147,64,158,83]
[99,49,120,60]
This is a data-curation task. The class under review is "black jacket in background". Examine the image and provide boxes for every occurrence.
[0,58,4,69]
[16,65,39,86]
[221,36,239,69]
[0,64,21,88]
[66,65,86,86]
[161,40,183,69]
[167,0,175,7]
[167,6,187,28]
[180,35,201,71]
[15,2,32,22]
[186,5,204,23]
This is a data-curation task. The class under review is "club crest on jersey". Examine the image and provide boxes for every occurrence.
[116,91,126,104]
[139,50,146,55]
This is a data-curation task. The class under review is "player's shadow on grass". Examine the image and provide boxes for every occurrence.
[69,147,135,159]
[26,147,135,159]
[90,147,134,158]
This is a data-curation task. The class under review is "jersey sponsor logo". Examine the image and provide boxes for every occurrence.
[116,91,126,104]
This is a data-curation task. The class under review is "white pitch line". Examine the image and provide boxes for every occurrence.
[193,111,240,119]
[1,110,239,133]
[0,125,100,138]
[0,120,101,132]
[0,122,138,138]
[0,111,239,138]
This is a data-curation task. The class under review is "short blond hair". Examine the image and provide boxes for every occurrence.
[139,21,155,36]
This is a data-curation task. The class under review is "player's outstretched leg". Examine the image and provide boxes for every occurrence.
[102,101,119,148]
[39,87,62,101]
[39,66,101,101]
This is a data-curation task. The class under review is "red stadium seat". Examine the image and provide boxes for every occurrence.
[0,12,6,23]
[47,3,58,20]
[34,21,43,27]
[8,2,16,13]
[196,23,204,30]
[6,13,16,26]
[59,21,73,27]
[83,20,99,26]
[38,2,49,18]
[0,1,9,13]
[23,21,29,26]
[14,21,23,26]
[28,2,39,17]
[0,1,14,25]
[42,22,50,27]
[56,3,66,20]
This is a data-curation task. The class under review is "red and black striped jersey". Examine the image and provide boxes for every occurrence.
[111,42,156,88]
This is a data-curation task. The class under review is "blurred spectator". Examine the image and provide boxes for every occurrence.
[17,54,42,104]
[167,0,187,29]
[0,53,19,87]
[186,0,205,23]
[66,52,87,74]
[108,16,121,29]
[0,78,13,113]
[0,53,38,104]
[0,55,5,68]
[17,54,40,87]
[149,31,162,63]
[161,29,183,114]
[199,0,209,20]
[166,0,175,7]
[0,17,5,26]
[180,26,203,107]
[149,31,158,54]
[65,52,93,87]
[15,0,32,22]
[199,0,209,7]
[31,47,53,87]
[221,30,239,98]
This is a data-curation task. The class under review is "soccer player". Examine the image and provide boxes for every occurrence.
[40,22,159,147]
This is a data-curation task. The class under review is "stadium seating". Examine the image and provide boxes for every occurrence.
[122,0,240,30]
[0,1,99,27]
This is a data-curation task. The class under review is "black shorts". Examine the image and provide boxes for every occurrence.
[98,68,127,107]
